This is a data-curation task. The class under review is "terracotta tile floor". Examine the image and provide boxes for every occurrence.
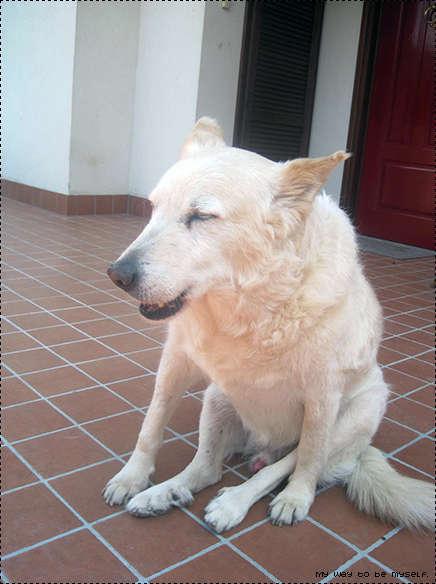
[1,197,435,583]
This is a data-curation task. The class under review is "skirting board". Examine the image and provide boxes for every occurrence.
[1,179,152,219]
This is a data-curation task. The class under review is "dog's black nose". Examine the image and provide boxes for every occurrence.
[107,260,136,291]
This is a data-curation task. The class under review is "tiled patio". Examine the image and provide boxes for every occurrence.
[1,197,434,583]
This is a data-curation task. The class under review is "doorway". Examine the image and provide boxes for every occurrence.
[233,0,324,161]
[354,1,434,250]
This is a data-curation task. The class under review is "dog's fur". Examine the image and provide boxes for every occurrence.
[103,117,434,532]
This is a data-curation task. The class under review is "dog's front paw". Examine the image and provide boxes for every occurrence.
[126,483,194,518]
[204,486,248,533]
[103,466,150,507]
[269,487,313,526]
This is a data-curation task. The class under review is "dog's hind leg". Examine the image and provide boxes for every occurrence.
[316,370,434,531]
[318,371,388,486]
[202,382,379,534]
[126,383,246,517]
[204,368,388,533]
[269,367,388,526]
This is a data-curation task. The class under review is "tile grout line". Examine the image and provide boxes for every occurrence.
[4,354,200,452]
[2,238,146,313]
[2,306,428,344]
[3,308,431,353]
[2,213,434,581]
[143,541,227,583]
[180,507,282,584]
[382,304,435,318]
[387,380,433,403]
[6,322,434,385]
[2,327,164,356]
[1,526,88,563]
[2,311,161,377]
[383,361,436,385]
[387,393,436,412]
[2,289,206,443]
[4,337,434,472]
[8,435,278,584]
[1,361,153,491]
[1,265,166,361]
[0,427,199,495]
[1,314,162,340]
[386,313,435,329]
[2,370,156,410]
[0,437,146,581]
[6,226,433,287]
[5,408,137,447]
[1,404,434,560]
[1,457,119,497]
[2,352,432,572]
[319,526,412,584]
[380,348,435,369]
[0,571,11,584]
[386,455,434,480]
[0,316,175,455]
[383,413,435,439]
[1,431,199,498]
[3,234,138,287]
[387,428,435,458]
[5,405,145,447]
[137,423,430,582]
[143,424,434,579]
[4,243,434,362]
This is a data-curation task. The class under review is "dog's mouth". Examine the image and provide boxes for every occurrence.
[139,290,188,321]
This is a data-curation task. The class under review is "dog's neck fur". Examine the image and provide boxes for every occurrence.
[184,220,319,348]
[180,196,358,353]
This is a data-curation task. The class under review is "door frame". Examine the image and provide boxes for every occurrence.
[339,1,384,218]
[232,0,324,157]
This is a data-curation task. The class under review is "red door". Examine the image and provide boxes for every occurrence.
[356,1,434,249]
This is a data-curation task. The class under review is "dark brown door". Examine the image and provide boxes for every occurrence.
[356,1,434,249]
[234,0,323,161]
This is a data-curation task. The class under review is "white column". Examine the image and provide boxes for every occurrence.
[196,0,246,145]
[309,1,363,201]
[3,3,77,194]
[69,3,140,195]
[128,2,206,198]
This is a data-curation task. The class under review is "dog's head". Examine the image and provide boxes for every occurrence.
[108,117,349,321]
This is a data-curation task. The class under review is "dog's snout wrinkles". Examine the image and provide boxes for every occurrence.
[107,260,136,290]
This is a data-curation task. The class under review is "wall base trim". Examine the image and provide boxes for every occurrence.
[1,180,152,219]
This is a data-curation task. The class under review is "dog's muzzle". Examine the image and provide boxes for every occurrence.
[139,290,188,321]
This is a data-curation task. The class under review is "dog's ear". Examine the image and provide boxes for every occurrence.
[275,151,351,212]
[180,117,226,159]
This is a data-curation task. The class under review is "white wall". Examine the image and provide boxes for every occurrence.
[196,1,246,145]
[309,1,363,201]
[4,2,360,203]
[3,3,77,194]
[69,3,140,195]
[129,3,206,198]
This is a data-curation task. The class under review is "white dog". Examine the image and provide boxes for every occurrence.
[103,118,434,532]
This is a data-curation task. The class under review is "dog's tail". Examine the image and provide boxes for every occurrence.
[345,445,435,531]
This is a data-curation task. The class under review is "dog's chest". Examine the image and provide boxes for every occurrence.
[184,330,305,447]
[224,378,304,448]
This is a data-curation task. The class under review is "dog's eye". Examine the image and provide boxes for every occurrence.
[185,212,217,229]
